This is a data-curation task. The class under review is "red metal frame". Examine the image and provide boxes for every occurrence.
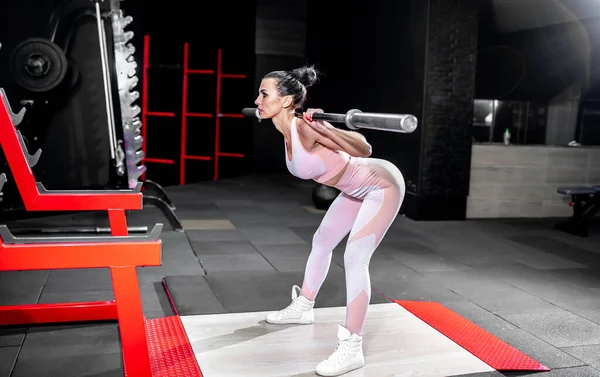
[180,43,247,183]
[141,35,177,180]
[180,40,214,185]
[212,49,246,181]
[0,99,142,211]
[141,35,246,184]
[0,95,163,377]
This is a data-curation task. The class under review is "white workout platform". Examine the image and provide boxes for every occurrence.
[180,302,497,376]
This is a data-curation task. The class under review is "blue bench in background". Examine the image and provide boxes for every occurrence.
[555,185,600,237]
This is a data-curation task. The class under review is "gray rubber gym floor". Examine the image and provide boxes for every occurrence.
[1,174,600,377]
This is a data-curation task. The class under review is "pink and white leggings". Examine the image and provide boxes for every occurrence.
[301,157,405,335]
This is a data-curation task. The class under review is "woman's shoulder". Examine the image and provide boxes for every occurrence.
[294,117,321,148]
[295,117,316,137]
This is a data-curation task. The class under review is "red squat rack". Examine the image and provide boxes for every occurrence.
[0,88,202,376]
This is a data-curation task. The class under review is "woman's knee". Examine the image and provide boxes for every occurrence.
[343,240,376,267]
[312,224,342,249]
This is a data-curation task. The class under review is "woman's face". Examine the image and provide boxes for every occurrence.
[254,78,289,119]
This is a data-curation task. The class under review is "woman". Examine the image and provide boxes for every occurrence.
[255,65,405,376]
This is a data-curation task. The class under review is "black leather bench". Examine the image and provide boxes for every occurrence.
[555,186,600,237]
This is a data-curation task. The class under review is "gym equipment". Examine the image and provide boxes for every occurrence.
[10,38,68,93]
[109,6,183,231]
[0,88,25,127]
[555,186,600,237]
[96,1,126,179]
[0,1,183,232]
[312,184,340,210]
[142,35,248,183]
[242,107,419,134]
[0,82,164,376]
[8,225,148,234]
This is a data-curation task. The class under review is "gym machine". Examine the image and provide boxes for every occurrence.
[555,186,600,237]
[0,71,203,377]
[0,0,183,232]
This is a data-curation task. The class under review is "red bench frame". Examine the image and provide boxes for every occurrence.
[0,90,161,376]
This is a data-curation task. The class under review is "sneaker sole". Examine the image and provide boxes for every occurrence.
[265,318,314,325]
[316,360,365,376]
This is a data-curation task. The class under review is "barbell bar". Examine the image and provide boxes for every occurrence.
[241,107,418,134]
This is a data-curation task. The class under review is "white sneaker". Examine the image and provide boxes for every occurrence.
[316,325,365,376]
[265,285,315,325]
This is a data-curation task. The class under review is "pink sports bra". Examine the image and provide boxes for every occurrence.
[285,117,350,184]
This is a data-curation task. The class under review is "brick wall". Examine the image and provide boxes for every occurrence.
[420,0,480,197]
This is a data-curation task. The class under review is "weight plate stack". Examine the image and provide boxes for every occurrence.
[10,38,68,93]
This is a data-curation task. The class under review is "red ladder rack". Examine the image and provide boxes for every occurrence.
[141,35,247,184]
[141,35,177,181]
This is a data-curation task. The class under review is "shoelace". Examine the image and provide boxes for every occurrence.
[326,339,350,365]
[279,298,300,316]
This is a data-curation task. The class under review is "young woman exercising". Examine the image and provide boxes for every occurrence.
[254,65,405,376]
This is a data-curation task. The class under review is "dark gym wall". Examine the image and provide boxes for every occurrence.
[414,0,480,220]
[252,0,309,174]
[305,0,480,220]
[475,4,600,147]
[476,14,600,102]
[304,0,427,199]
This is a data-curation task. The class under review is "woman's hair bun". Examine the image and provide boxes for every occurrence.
[292,65,319,88]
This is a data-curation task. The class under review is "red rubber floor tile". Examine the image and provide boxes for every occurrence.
[144,316,203,377]
[395,300,550,372]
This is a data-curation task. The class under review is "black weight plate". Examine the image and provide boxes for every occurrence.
[10,38,68,93]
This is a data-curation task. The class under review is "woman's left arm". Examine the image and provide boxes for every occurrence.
[303,109,372,157]
[320,125,372,157]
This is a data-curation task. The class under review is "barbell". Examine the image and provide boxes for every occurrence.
[241,107,418,134]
